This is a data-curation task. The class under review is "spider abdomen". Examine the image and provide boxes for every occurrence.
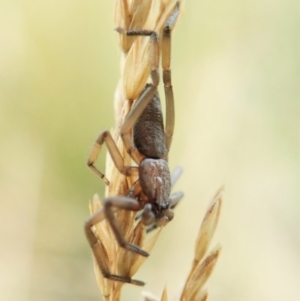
[133,87,167,159]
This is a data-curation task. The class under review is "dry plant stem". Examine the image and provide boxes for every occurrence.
[88,1,183,301]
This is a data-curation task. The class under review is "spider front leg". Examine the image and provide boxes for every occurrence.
[118,30,161,162]
[120,83,157,164]
[162,2,180,152]
[85,195,148,286]
[87,130,138,185]
[104,196,149,256]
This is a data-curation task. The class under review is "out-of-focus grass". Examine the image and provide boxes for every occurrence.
[0,0,298,301]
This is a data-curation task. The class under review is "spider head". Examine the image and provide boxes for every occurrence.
[141,203,174,227]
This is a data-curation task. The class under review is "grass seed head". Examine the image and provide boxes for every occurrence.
[89,1,183,300]
[88,1,223,300]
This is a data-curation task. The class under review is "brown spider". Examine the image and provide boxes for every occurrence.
[85,3,183,286]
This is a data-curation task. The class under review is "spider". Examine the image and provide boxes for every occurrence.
[85,2,183,286]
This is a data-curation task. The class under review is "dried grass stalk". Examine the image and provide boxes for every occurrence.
[88,1,183,300]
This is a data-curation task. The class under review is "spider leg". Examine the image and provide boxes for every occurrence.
[121,29,160,88]
[145,190,184,233]
[162,3,180,152]
[87,130,138,185]
[84,199,146,286]
[169,165,184,209]
[120,84,156,164]
[169,190,184,209]
[171,166,183,188]
[104,196,149,256]
[119,30,161,163]
[127,179,143,198]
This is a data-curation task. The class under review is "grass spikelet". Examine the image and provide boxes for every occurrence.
[193,187,223,269]
[114,0,153,53]
[117,0,182,101]
[160,287,169,301]
[180,187,223,300]
[181,245,221,301]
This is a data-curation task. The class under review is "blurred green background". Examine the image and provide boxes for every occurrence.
[0,0,298,300]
